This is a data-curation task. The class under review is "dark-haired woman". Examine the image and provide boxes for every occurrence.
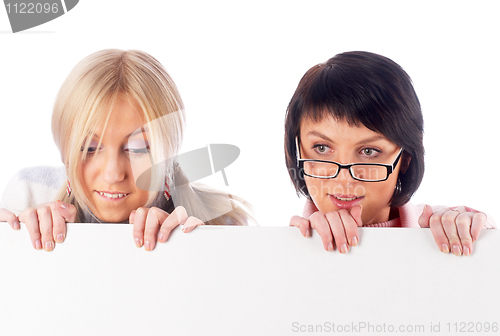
[285,51,495,256]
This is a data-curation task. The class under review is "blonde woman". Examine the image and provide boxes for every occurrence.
[0,49,251,251]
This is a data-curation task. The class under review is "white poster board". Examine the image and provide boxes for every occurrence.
[1,224,499,336]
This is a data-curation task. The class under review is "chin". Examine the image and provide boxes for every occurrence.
[94,211,129,223]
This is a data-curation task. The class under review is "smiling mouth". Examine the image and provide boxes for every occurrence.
[97,191,130,199]
[332,195,363,201]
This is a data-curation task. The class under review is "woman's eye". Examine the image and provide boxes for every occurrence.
[313,144,330,154]
[125,147,150,156]
[361,148,380,157]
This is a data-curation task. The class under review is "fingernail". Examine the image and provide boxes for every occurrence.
[452,245,462,256]
[144,241,151,251]
[441,244,449,254]
[58,202,66,209]
[134,238,141,247]
[305,229,310,238]
[56,234,64,243]
[44,241,53,251]
[158,232,165,243]
[340,244,348,254]
[13,221,20,230]
[327,242,334,252]
[463,246,470,256]
[351,236,358,246]
[35,239,42,250]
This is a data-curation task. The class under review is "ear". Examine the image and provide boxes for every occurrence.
[400,152,411,174]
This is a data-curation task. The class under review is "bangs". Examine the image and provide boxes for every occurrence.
[78,91,119,161]
[296,62,407,142]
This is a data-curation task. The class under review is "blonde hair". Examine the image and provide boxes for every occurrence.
[52,49,251,225]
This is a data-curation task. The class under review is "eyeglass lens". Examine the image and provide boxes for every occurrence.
[303,161,388,181]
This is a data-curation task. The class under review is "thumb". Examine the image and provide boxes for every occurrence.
[418,204,433,228]
[55,200,77,223]
[350,205,363,227]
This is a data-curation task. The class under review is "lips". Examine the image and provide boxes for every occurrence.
[96,191,130,200]
[329,194,364,209]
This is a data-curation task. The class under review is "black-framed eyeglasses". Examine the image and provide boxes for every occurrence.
[296,137,403,182]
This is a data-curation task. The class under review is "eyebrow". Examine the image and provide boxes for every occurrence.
[91,126,149,140]
[304,131,387,145]
[128,126,149,138]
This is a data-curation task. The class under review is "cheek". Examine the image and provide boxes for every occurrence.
[130,158,153,190]
[77,159,100,191]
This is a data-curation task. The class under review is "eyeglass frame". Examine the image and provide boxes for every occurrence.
[295,136,404,182]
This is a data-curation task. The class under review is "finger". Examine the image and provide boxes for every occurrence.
[429,208,452,254]
[0,208,20,230]
[418,204,434,228]
[347,205,363,246]
[144,208,168,251]
[182,216,204,233]
[452,205,468,213]
[158,206,187,243]
[132,207,148,247]
[471,212,486,243]
[440,210,462,256]
[129,210,136,224]
[326,211,349,254]
[37,206,55,251]
[55,201,77,223]
[456,212,474,256]
[19,208,42,250]
[349,205,363,227]
[289,215,311,238]
[309,212,334,252]
[341,208,360,246]
[50,205,67,244]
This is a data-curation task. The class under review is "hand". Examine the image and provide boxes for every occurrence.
[129,206,204,251]
[290,205,363,253]
[18,201,77,251]
[0,208,20,230]
[418,205,486,256]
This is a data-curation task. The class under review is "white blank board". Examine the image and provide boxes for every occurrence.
[1,224,499,336]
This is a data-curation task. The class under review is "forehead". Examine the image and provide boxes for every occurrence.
[299,115,390,144]
[93,96,147,138]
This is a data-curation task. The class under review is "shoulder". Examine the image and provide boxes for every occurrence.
[15,166,66,188]
[396,202,422,228]
[0,166,66,215]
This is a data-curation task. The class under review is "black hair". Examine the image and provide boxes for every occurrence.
[284,51,424,207]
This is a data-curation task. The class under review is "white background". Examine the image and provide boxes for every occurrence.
[0,0,498,225]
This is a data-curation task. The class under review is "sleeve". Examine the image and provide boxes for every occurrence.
[0,166,65,216]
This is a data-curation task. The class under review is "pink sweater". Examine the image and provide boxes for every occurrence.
[364,203,496,229]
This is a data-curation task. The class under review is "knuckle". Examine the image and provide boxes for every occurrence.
[135,207,148,216]
[37,206,51,217]
[473,212,486,222]
[441,212,457,223]
[308,211,322,220]
[324,211,340,222]
[455,214,471,227]
[429,214,442,227]
[337,209,349,217]
[6,212,17,223]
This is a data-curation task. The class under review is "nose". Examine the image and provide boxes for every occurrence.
[102,152,126,185]
[337,167,356,183]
